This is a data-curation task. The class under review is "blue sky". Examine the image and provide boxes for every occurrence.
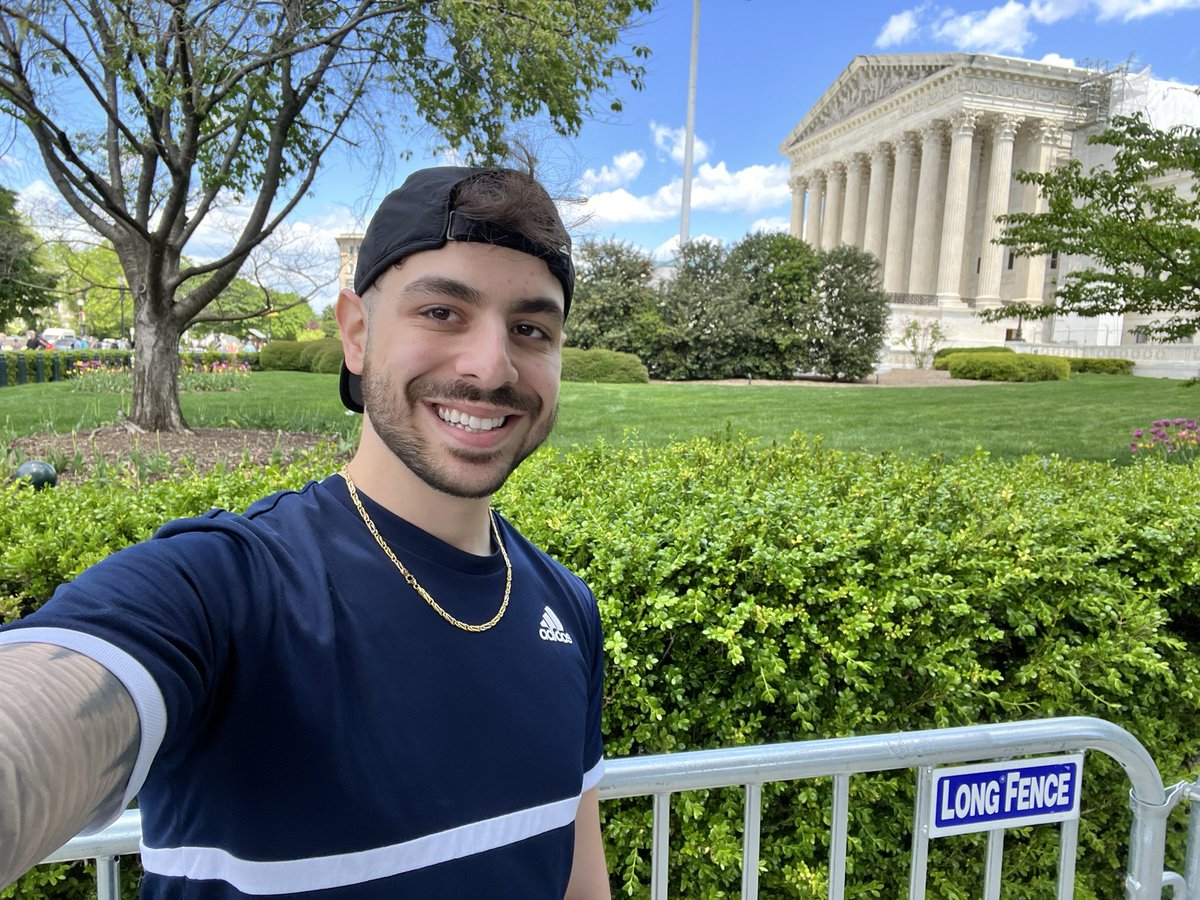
[7,0,1200,310]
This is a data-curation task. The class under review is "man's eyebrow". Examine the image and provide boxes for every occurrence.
[399,275,483,306]
[513,297,566,327]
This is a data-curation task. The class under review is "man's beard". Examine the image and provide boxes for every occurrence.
[360,362,557,499]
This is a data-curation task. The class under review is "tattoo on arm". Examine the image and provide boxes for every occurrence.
[0,643,140,888]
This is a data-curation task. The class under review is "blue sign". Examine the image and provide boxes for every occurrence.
[929,754,1083,837]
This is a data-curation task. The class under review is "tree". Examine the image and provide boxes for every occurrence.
[981,114,1200,340]
[725,231,820,379]
[0,185,57,331]
[801,246,889,381]
[318,305,340,339]
[655,240,758,380]
[188,278,314,342]
[567,239,660,361]
[43,242,131,339]
[0,1,651,430]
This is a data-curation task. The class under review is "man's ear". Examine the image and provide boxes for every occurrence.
[336,287,367,376]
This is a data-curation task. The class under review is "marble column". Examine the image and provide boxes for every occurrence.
[863,143,891,263]
[788,175,807,239]
[821,163,845,249]
[806,170,825,249]
[1021,120,1065,303]
[935,110,979,306]
[976,114,1023,307]
[841,154,867,247]
[883,132,918,292]
[907,121,946,296]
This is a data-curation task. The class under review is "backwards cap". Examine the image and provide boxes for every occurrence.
[339,166,574,413]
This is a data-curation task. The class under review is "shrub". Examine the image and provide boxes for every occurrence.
[1069,357,1135,375]
[933,345,1014,370]
[800,245,889,381]
[311,342,345,375]
[298,338,338,371]
[257,341,309,372]
[6,437,1200,896]
[561,347,648,383]
[948,352,1070,382]
[499,435,1200,897]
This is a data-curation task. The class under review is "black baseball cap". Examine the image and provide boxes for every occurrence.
[339,166,575,414]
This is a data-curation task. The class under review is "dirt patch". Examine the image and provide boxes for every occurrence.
[8,426,340,486]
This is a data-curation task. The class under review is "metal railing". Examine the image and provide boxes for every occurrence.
[42,716,1200,898]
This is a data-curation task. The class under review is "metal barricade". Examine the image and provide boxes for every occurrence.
[41,716,1200,898]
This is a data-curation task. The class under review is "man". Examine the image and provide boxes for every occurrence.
[0,167,610,898]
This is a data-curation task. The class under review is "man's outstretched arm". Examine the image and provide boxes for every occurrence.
[0,642,139,889]
[565,786,611,899]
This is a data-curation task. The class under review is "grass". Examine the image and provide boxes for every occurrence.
[0,370,1195,461]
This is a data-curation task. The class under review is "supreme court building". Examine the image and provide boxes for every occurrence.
[781,54,1200,373]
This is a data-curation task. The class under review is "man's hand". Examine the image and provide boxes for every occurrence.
[0,643,139,888]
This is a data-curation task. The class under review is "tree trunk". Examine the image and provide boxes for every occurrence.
[129,316,188,432]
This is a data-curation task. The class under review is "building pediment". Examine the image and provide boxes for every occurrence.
[783,54,961,150]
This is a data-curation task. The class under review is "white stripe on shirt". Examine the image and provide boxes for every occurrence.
[140,782,599,895]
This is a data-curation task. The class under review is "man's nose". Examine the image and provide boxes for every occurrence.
[457,321,518,389]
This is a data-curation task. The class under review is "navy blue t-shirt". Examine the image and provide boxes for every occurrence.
[0,476,605,897]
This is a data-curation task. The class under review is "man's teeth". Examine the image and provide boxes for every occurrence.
[437,407,507,432]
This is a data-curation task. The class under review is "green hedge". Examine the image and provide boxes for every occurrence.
[562,347,649,383]
[3,436,1199,896]
[948,352,1071,382]
[1069,357,1135,375]
[259,339,342,374]
[932,345,1014,370]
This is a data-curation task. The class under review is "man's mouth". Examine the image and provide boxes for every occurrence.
[436,405,509,433]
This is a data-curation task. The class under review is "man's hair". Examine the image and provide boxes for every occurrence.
[451,168,571,259]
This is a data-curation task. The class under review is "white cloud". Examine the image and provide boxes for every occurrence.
[652,234,682,261]
[1039,51,1078,67]
[875,8,923,47]
[933,1,1035,53]
[749,216,790,234]
[581,151,646,192]
[1028,0,1089,22]
[689,162,791,214]
[580,161,791,228]
[882,0,1200,53]
[1093,0,1200,19]
[650,121,711,166]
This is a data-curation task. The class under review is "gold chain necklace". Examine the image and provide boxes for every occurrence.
[340,466,511,633]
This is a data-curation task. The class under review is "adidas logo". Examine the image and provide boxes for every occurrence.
[538,606,574,644]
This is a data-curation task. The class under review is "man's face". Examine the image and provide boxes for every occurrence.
[356,240,564,499]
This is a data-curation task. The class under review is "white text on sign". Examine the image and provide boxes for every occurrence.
[929,754,1084,838]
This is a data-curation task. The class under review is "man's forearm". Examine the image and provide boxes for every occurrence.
[0,642,139,888]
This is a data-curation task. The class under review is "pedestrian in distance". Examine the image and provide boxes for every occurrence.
[0,166,610,899]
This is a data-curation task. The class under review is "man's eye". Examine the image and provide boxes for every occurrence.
[424,307,454,321]
[514,323,549,340]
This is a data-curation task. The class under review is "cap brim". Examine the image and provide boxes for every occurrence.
[339,362,363,414]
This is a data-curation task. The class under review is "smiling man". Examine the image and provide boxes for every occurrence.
[0,167,610,898]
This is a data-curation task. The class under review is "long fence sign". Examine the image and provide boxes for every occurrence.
[929,754,1083,838]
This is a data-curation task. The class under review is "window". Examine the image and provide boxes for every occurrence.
[1050,250,1059,270]
[1007,251,1015,270]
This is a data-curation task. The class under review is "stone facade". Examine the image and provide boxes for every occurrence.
[780,54,1200,372]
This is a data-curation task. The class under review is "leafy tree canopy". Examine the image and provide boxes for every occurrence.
[568,239,658,355]
[0,185,58,332]
[43,242,129,340]
[0,0,652,428]
[725,231,820,379]
[801,245,889,382]
[981,114,1200,340]
[188,277,314,343]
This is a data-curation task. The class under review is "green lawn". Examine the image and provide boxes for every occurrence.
[0,370,1193,461]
